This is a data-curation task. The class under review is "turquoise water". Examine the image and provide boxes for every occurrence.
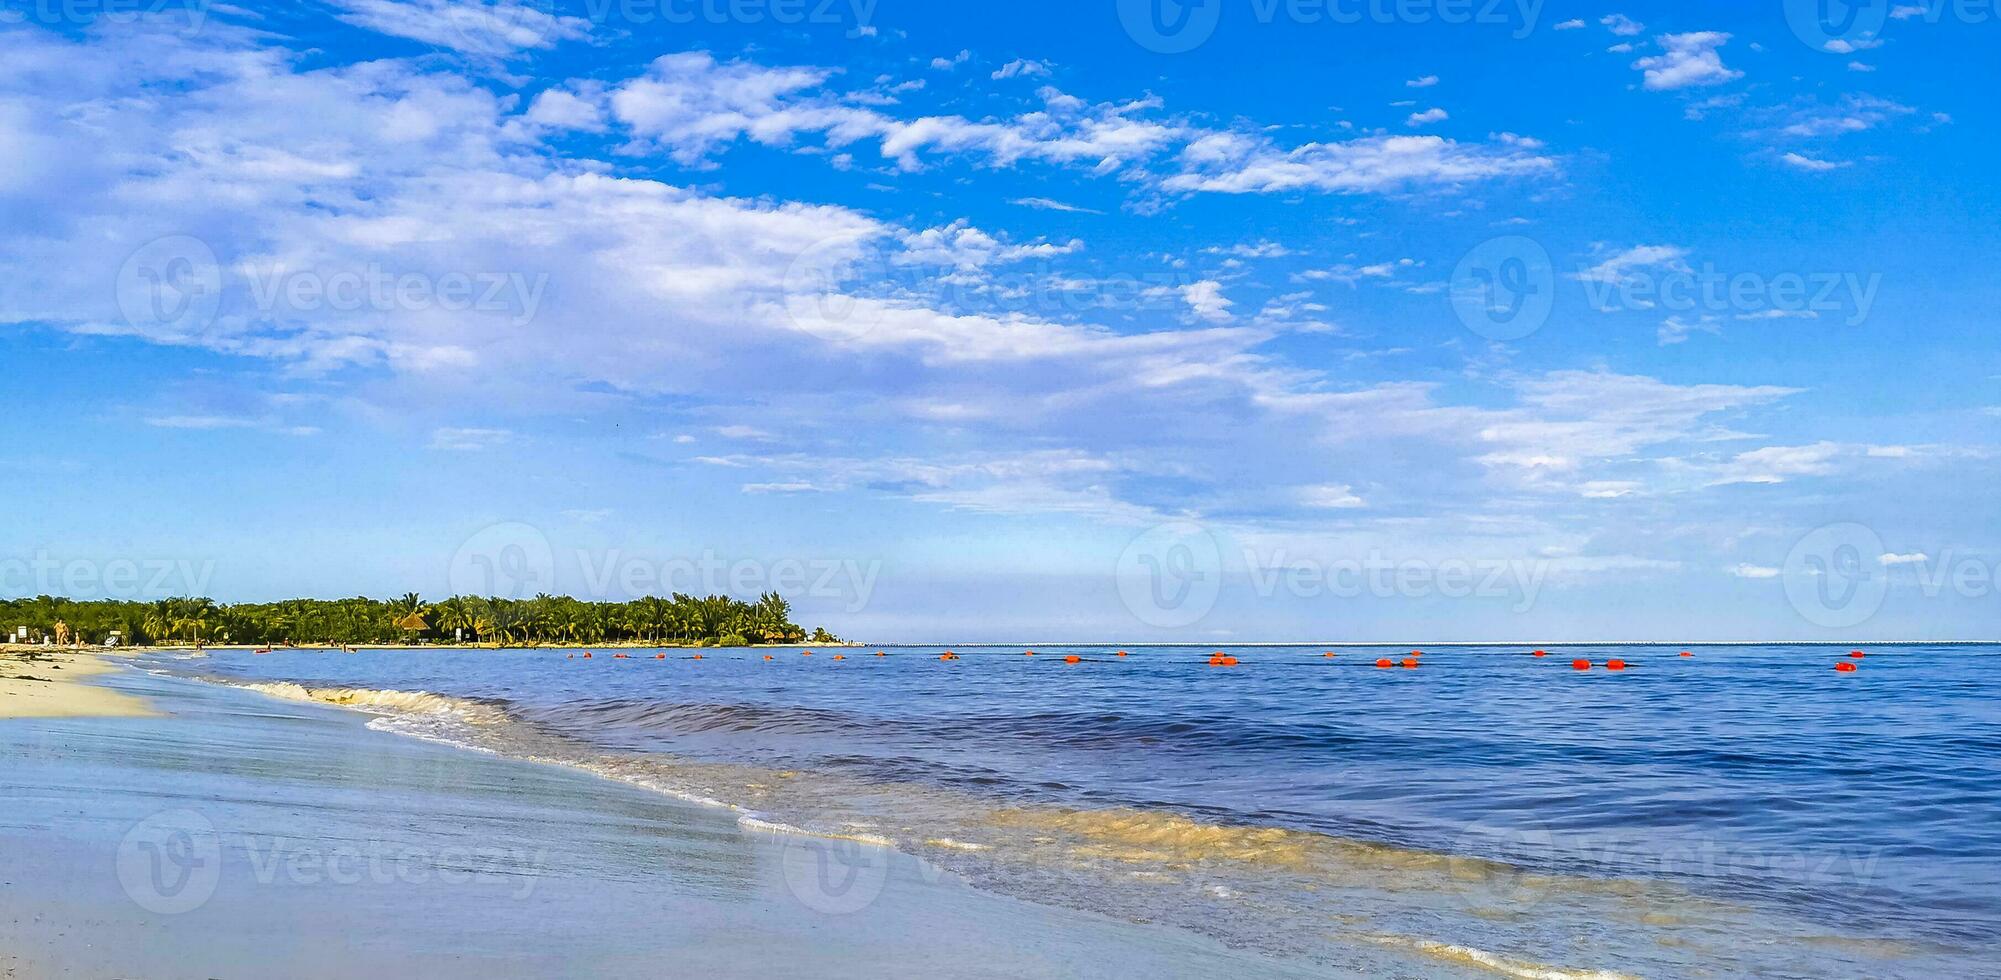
[156,643,2001,977]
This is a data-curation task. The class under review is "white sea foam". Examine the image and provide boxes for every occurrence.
[1361,934,1639,980]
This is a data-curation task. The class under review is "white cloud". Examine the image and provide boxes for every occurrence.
[1715,444,1843,483]
[929,49,971,70]
[1781,151,1849,172]
[330,0,591,60]
[1406,75,1439,88]
[991,58,1050,80]
[1574,244,1692,289]
[1768,95,1915,140]
[1729,564,1781,579]
[1634,32,1743,91]
[1011,196,1103,214]
[1601,13,1645,35]
[1180,280,1233,322]
[1163,134,1554,195]
[1879,552,1929,566]
[430,427,514,451]
[1659,315,1721,345]
[1554,18,1586,29]
[1405,108,1449,127]
[144,414,319,436]
[1298,484,1365,508]
[526,87,605,130]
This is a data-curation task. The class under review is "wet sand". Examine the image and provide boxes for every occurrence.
[0,667,1382,979]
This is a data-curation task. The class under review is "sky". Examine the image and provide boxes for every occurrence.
[2,0,1997,641]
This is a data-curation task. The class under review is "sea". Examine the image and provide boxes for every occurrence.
[143,643,2001,978]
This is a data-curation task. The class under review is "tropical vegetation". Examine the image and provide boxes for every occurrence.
[0,593,839,648]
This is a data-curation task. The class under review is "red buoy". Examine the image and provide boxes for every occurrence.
[1572,659,1592,671]
[1400,657,1418,669]
[1849,650,1866,659]
[1116,650,1128,657]
[1835,661,1858,672]
[1679,651,1693,657]
[1531,650,1547,657]
[655,653,666,659]
[1376,658,1394,668]
[1606,659,1627,671]
[1065,655,1081,664]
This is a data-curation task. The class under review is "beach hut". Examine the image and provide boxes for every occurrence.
[395,611,430,641]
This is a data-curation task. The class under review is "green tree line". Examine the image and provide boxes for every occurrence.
[0,593,839,648]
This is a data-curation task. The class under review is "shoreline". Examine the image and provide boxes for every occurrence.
[0,665,1358,979]
[0,646,157,719]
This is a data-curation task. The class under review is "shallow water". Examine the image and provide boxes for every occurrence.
[0,669,1348,979]
[155,643,2001,977]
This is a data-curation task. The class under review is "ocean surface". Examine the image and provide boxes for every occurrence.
[146,643,2001,978]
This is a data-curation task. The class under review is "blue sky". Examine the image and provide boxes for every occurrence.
[3,0,1997,641]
